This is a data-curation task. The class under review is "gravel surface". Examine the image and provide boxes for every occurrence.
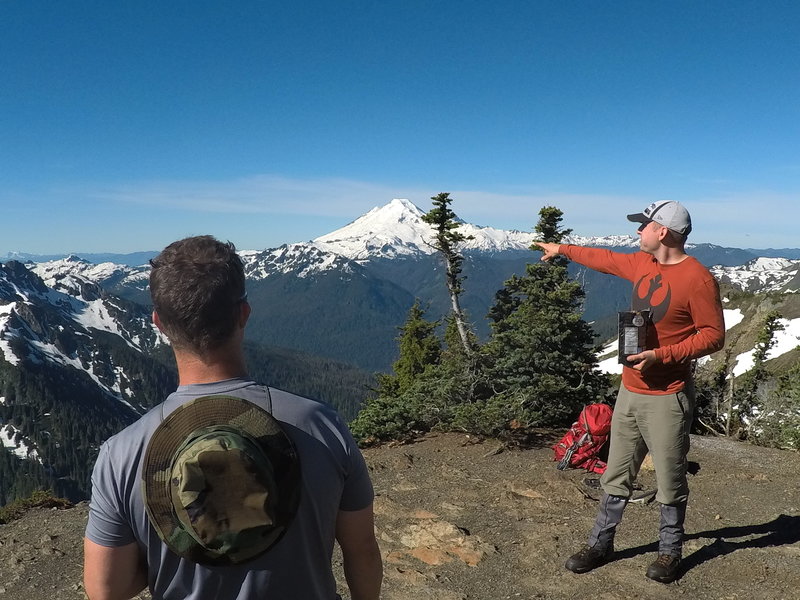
[1,432,799,599]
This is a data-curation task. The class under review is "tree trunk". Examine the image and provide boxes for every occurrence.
[725,376,734,437]
[446,261,471,356]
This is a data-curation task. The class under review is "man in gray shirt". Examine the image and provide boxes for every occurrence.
[83,235,382,600]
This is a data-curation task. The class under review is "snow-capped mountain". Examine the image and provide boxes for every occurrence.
[31,255,149,292]
[11,198,793,374]
[242,243,360,280]
[3,250,157,266]
[711,257,800,293]
[0,260,176,502]
[312,198,641,261]
[567,234,640,248]
[1,259,167,407]
[29,255,152,306]
[313,198,435,259]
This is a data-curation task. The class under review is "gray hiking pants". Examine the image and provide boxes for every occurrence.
[588,493,687,557]
[600,383,694,505]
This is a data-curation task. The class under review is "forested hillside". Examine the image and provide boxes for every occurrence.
[0,260,373,507]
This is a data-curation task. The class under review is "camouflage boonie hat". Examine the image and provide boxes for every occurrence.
[142,394,301,566]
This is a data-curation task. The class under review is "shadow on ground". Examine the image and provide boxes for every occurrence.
[611,514,800,580]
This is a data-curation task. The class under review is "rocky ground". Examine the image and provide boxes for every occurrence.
[1,432,799,600]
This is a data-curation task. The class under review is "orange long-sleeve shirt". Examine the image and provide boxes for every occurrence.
[560,245,725,395]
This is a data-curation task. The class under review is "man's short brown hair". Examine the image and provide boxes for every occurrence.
[149,236,246,355]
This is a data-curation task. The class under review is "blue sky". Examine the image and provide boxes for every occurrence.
[1,1,798,254]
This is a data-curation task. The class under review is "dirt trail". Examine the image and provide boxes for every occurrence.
[1,432,799,599]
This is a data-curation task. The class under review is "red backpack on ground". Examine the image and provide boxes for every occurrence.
[552,403,613,474]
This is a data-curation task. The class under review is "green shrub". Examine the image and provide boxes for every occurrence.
[0,489,72,524]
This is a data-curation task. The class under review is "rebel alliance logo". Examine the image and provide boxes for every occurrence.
[632,274,671,323]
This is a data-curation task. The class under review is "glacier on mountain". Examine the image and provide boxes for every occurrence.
[312,198,640,261]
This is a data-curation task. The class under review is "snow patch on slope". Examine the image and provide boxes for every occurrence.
[723,308,745,330]
[26,337,135,408]
[597,340,623,375]
[72,298,137,349]
[0,424,40,461]
[731,316,800,377]
[0,302,21,366]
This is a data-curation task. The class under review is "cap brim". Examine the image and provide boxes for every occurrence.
[626,212,649,224]
[142,394,301,565]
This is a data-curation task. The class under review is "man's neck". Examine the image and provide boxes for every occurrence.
[649,244,689,265]
[173,346,248,386]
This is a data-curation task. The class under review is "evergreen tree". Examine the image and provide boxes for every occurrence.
[350,301,442,442]
[693,339,737,435]
[421,193,474,356]
[370,300,442,399]
[756,364,800,449]
[390,300,442,393]
[483,206,610,427]
[732,310,784,438]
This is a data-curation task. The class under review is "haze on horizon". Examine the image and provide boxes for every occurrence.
[1,2,798,254]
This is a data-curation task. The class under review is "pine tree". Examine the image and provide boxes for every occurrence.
[349,301,442,442]
[483,206,610,427]
[386,300,442,394]
[421,193,474,356]
[757,364,800,449]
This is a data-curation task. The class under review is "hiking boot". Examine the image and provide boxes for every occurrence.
[565,544,613,574]
[646,554,681,583]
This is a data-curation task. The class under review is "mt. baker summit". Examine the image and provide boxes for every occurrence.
[312,198,638,261]
[312,198,534,260]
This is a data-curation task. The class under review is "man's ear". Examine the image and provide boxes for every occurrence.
[239,301,251,328]
[153,310,164,332]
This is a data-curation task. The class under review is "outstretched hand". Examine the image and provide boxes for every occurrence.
[626,350,658,371]
[535,241,561,262]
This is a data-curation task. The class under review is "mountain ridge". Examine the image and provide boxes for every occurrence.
[6,199,798,266]
[10,199,800,373]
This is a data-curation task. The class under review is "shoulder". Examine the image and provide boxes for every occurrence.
[680,256,717,281]
[103,405,162,452]
[268,387,359,456]
[268,387,342,424]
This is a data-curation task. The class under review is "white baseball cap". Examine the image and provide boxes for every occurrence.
[627,200,692,236]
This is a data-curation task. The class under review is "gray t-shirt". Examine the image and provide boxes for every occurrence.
[86,378,374,600]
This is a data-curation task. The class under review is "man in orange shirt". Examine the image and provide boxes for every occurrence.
[538,200,725,583]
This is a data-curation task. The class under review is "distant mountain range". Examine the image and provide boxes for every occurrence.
[2,251,157,267]
[8,198,800,370]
